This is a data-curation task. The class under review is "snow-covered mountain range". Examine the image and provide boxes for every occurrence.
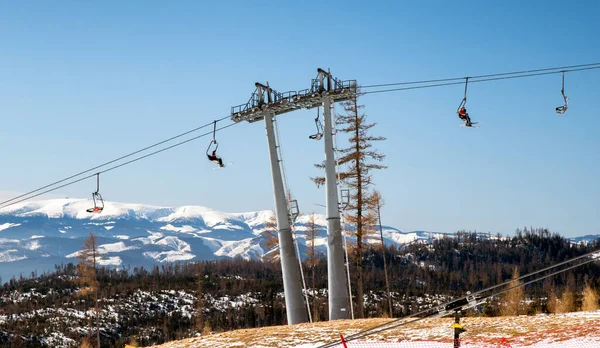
[0,199,597,282]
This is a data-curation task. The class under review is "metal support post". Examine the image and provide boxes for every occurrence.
[453,310,466,348]
[323,96,350,320]
[264,113,308,325]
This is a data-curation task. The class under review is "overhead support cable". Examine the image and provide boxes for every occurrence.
[0,115,231,208]
[4,62,600,209]
[0,121,237,210]
[316,250,600,348]
[360,62,600,89]
[361,65,600,95]
[323,255,599,347]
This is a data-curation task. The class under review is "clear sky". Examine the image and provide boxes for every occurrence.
[1,0,599,237]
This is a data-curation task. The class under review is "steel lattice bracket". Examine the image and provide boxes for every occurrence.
[231,69,357,123]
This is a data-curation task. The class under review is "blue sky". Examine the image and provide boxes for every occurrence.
[1,1,599,237]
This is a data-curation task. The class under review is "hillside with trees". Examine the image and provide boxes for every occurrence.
[0,228,598,347]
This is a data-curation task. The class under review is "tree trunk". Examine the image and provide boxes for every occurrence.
[354,98,365,319]
[92,237,100,348]
[96,288,100,348]
[311,265,317,321]
[311,225,317,321]
[377,201,393,317]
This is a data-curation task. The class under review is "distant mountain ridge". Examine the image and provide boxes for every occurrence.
[0,198,598,282]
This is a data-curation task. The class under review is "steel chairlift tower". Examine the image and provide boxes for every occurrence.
[231,69,357,322]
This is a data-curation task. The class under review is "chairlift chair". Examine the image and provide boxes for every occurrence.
[86,173,104,213]
[340,189,350,211]
[555,72,569,114]
[309,108,324,140]
[288,199,300,222]
[456,77,478,127]
[206,121,225,167]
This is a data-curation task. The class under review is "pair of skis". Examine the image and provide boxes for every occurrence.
[461,122,480,128]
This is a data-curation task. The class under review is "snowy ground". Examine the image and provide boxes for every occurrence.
[149,311,600,348]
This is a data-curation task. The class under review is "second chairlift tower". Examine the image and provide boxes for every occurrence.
[231,69,357,323]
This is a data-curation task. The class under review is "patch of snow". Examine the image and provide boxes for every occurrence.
[295,213,327,226]
[310,237,328,247]
[132,231,164,245]
[380,229,420,245]
[65,251,80,258]
[114,235,130,240]
[67,242,138,258]
[24,240,41,250]
[215,238,258,259]
[97,256,122,266]
[197,236,224,252]
[241,210,276,229]
[156,236,191,252]
[161,224,197,233]
[29,235,45,239]
[0,249,27,262]
[0,223,21,232]
[97,242,137,253]
[143,250,195,262]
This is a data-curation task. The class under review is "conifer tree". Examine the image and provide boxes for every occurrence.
[373,190,392,317]
[557,288,575,313]
[262,214,280,262]
[76,233,101,347]
[305,213,320,321]
[547,287,558,313]
[500,266,524,316]
[581,282,599,312]
[312,93,386,318]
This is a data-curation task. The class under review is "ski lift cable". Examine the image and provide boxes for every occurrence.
[0,115,232,208]
[317,248,600,346]
[361,65,600,95]
[4,62,599,209]
[324,260,595,348]
[317,253,600,348]
[272,116,313,323]
[0,122,238,210]
[343,257,599,345]
[359,62,600,89]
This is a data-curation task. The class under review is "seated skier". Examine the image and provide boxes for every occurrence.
[207,150,224,167]
[556,104,568,114]
[457,107,473,127]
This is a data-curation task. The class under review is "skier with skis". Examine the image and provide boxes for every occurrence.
[457,107,474,127]
[207,150,224,167]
